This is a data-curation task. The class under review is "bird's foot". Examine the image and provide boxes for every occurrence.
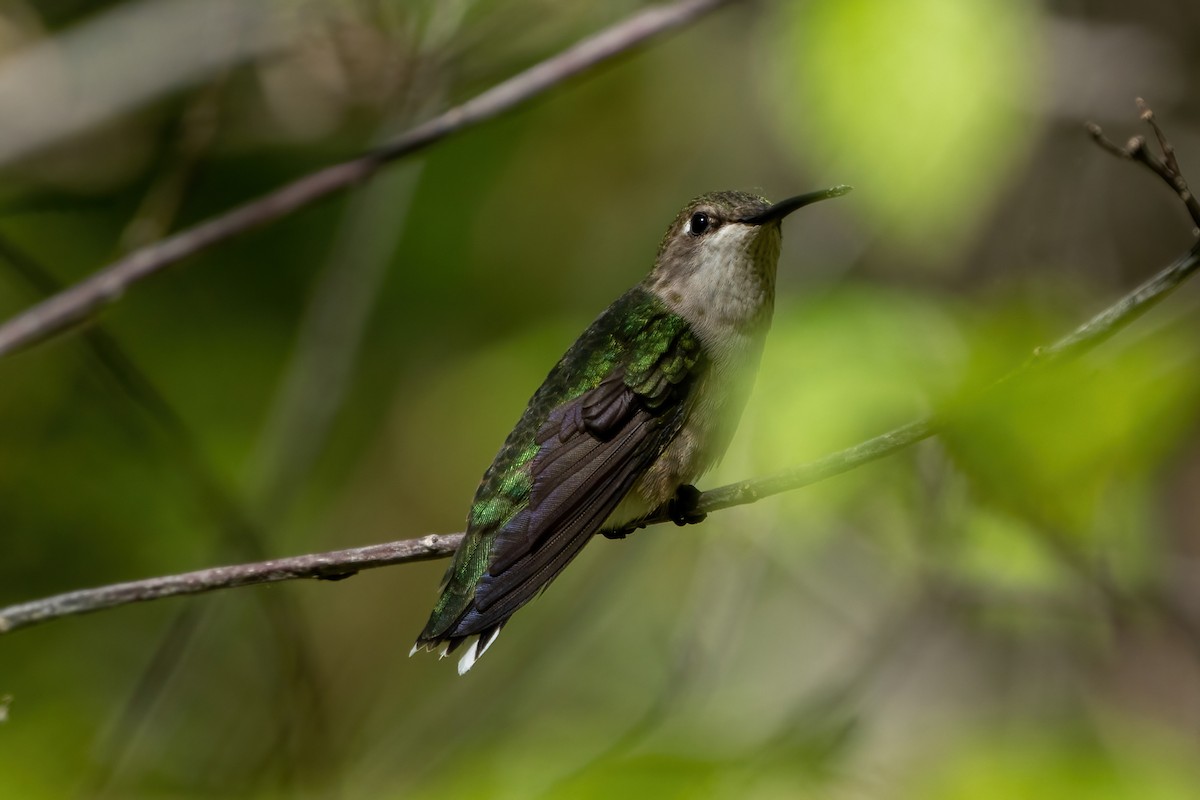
[668,484,707,527]
[316,569,359,582]
[602,521,645,540]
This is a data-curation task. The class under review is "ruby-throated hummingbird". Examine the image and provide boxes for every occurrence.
[412,186,850,673]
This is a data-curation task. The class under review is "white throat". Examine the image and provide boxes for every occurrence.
[651,222,781,353]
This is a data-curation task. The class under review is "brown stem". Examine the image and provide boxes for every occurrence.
[1087,99,1200,230]
[0,0,738,357]
[0,536,462,633]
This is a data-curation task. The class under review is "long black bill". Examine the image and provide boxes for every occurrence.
[738,185,852,226]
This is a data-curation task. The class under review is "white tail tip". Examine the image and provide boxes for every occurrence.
[456,628,502,675]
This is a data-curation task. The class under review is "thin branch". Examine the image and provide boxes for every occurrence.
[0,535,463,633]
[1087,98,1200,231]
[3,102,1198,637]
[0,0,737,358]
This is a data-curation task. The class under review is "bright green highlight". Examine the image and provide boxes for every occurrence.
[764,0,1040,262]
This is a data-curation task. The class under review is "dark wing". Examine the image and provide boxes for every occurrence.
[414,290,705,665]
[462,371,682,630]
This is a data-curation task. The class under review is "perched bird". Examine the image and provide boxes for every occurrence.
[412,187,850,673]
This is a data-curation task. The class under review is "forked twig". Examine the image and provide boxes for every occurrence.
[1087,98,1200,231]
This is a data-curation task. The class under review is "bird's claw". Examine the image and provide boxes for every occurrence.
[668,484,707,527]
[602,522,643,540]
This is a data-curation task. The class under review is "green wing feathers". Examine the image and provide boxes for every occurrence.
[415,288,706,655]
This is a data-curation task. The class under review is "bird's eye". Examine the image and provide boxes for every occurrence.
[688,211,711,236]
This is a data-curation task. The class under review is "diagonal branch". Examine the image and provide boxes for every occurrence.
[0,536,464,633]
[2,102,1197,637]
[0,0,737,358]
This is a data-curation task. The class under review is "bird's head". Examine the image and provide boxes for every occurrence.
[649,186,850,330]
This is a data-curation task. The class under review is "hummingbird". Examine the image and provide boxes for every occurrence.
[412,186,850,673]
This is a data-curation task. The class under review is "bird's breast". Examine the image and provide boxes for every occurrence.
[628,326,768,513]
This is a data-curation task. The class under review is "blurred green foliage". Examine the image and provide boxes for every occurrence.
[911,729,1200,800]
[1,0,1199,798]
[765,0,1039,263]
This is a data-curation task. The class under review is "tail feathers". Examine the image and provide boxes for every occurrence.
[456,625,503,674]
[407,638,462,659]
[409,624,504,675]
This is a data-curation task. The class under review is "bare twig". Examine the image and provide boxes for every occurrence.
[0,0,737,357]
[1086,98,1200,230]
[2,103,1197,637]
[0,536,463,632]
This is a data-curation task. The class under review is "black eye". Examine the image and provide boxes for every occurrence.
[688,211,711,236]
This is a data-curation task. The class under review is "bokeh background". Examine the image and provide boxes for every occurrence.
[2,0,1200,797]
